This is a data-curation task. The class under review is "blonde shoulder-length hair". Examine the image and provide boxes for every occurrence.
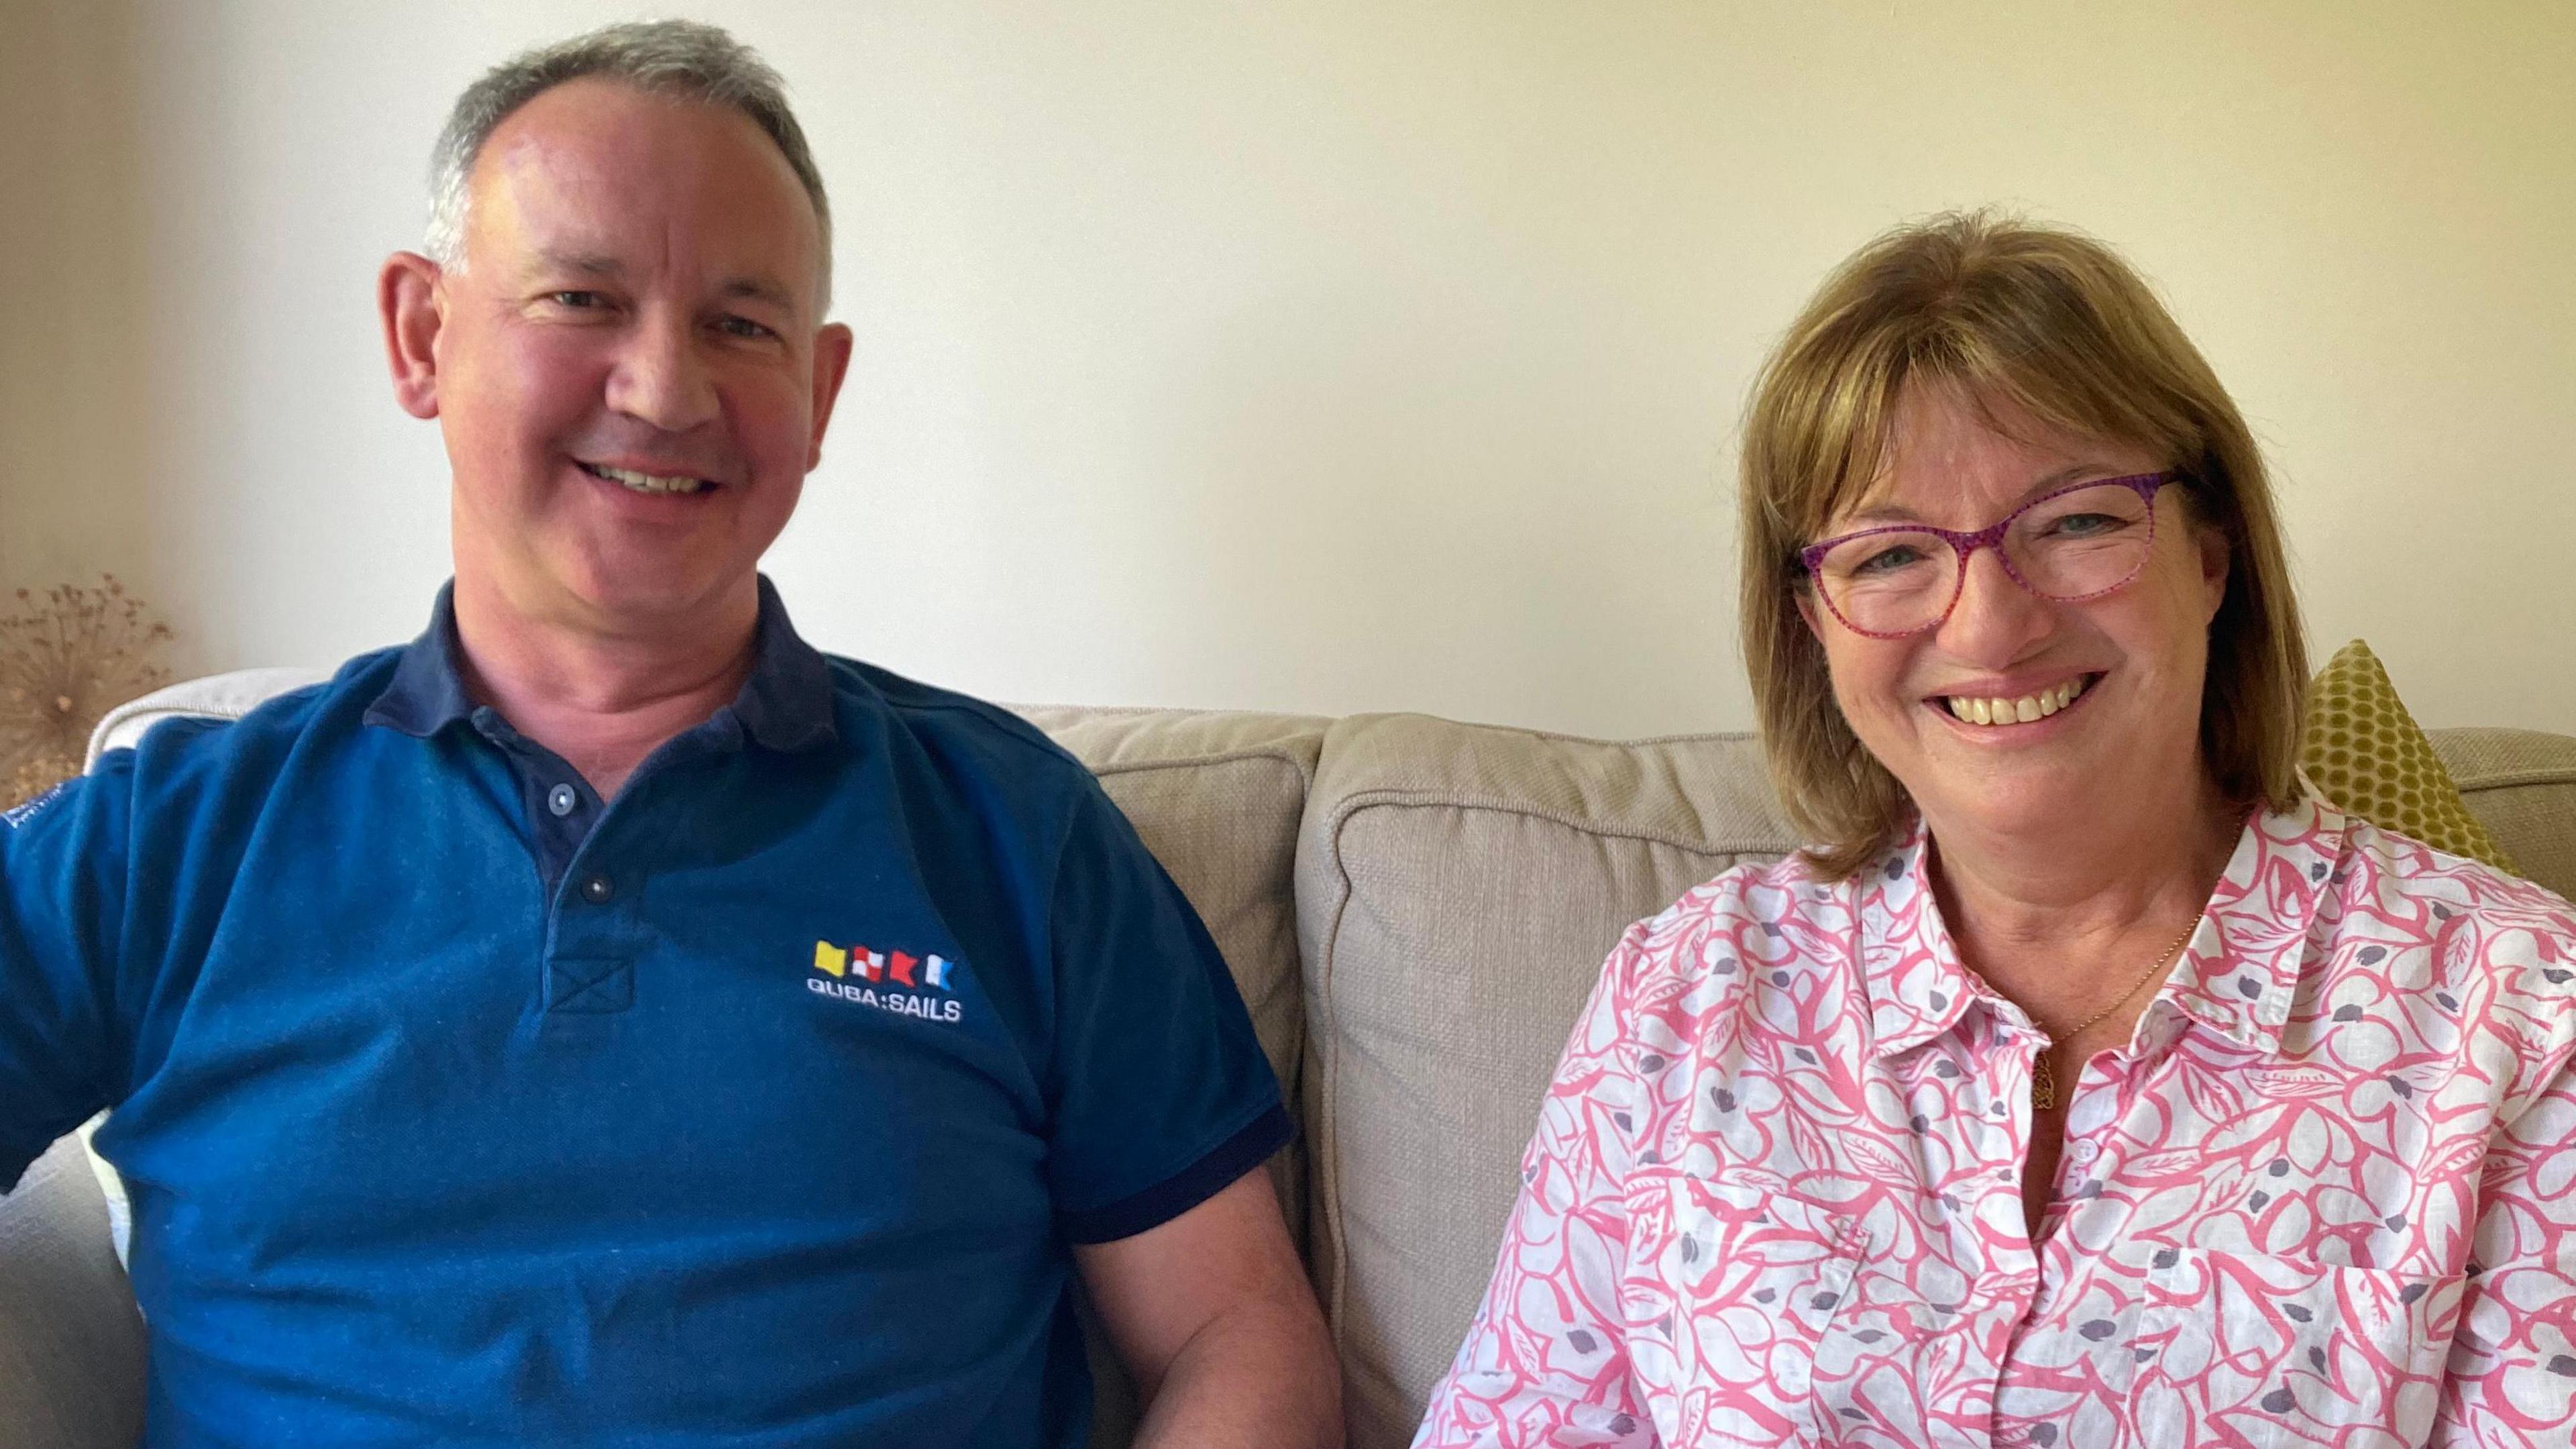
[1739,211,2308,881]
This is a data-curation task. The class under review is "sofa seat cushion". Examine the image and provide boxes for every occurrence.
[1295,712,1803,1448]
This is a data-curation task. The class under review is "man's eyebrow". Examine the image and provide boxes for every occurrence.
[1839,463,2114,525]
[533,249,625,279]
[718,276,798,313]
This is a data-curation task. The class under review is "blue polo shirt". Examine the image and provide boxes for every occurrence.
[0,580,1289,1447]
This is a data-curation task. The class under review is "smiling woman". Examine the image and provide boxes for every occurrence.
[1411,212,2576,1449]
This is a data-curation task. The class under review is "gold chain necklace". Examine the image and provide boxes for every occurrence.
[2029,916,2201,1112]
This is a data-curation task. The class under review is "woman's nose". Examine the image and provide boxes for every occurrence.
[1936,543,2055,663]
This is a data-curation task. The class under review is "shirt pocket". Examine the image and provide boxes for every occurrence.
[2129,1249,2465,1448]
[1618,1167,1866,1448]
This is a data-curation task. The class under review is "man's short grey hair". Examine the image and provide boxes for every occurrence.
[424,19,833,311]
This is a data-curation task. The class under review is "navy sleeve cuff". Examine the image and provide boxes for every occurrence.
[1057,1102,1293,1245]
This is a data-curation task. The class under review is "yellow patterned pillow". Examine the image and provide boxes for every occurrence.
[2301,639,2518,875]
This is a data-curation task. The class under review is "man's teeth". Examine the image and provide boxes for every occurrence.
[1945,676,2088,727]
[592,464,708,495]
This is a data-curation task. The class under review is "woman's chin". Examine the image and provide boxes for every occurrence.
[1911,766,2117,848]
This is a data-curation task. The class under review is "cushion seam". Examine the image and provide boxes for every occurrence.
[1318,787,1797,857]
[1082,747,1318,793]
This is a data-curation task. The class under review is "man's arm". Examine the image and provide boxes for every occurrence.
[1075,1167,1342,1449]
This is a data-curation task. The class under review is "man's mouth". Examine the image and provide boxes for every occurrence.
[1935,674,2096,728]
[578,461,715,496]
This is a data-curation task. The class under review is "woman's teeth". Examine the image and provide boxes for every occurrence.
[589,464,708,495]
[1945,676,2088,727]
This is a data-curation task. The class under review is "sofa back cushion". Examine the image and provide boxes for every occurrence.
[1295,712,1803,1448]
[1296,712,2576,1449]
[2432,727,2576,903]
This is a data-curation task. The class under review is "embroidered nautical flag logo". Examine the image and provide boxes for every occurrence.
[810,941,963,1022]
[812,943,956,989]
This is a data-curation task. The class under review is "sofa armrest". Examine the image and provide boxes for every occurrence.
[0,1129,146,1448]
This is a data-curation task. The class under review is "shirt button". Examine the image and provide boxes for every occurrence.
[579,874,614,905]
[2070,1140,2099,1163]
[547,784,579,818]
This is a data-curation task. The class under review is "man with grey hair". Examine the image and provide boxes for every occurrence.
[0,19,1338,1447]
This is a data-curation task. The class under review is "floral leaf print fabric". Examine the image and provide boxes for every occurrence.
[1413,800,2576,1448]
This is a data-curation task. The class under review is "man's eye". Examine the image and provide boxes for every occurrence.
[549,290,603,308]
[717,315,777,340]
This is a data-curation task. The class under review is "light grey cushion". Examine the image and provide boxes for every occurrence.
[2432,727,2576,904]
[1295,712,1801,1449]
[0,1131,146,1449]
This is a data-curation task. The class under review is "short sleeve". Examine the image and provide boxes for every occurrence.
[1040,782,1288,1244]
[0,763,131,1188]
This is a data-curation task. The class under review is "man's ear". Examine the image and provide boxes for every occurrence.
[380,252,446,420]
[805,321,856,470]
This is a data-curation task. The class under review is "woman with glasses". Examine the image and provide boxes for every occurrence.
[1415,214,2576,1447]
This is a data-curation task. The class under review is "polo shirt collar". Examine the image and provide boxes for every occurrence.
[1855,798,2340,1061]
[362,575,837,754]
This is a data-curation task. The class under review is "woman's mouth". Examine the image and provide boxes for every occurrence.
[1935,674,2096,727]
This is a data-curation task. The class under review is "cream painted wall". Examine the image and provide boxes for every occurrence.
[5,0,2570,737]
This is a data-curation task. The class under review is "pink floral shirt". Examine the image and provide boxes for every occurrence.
[1415,801,2576,1448]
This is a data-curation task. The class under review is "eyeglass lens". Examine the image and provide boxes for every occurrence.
[1813,482,2158,635]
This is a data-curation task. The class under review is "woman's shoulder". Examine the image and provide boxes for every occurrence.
[2324,808,2576,1042]
[2334,809,2576,930]
[1608,850,1853,990]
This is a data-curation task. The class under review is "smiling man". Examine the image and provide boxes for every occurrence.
[0,21,1336,1448]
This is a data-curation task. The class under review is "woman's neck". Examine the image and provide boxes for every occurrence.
[1923,774,2245,1029]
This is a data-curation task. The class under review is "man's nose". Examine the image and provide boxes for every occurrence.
[605,312,720,433]
[1935,543,2054,663]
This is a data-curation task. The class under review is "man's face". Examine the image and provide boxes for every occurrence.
[405,78,849,635]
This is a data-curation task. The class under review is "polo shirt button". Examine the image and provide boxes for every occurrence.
[547,784,579,817]
[580,874,614,905]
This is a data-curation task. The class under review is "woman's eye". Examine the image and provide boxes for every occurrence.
[1853,544,1926,576]
[2048,513,2125,538]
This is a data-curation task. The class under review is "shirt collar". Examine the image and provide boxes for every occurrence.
[1854,798,2343,1061]
[1854,820,1979,1059]
[2152,795,2342,1054]
[362,575,837,755]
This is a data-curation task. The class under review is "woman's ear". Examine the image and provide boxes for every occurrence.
[379,252,446,420]
[2194,521,2231,624]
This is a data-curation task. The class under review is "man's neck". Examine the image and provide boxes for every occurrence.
[449,575,761,800]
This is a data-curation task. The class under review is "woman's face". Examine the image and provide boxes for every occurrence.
[1803,386,2231,849]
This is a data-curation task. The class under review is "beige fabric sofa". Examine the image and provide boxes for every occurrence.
[8,671,2575,1448]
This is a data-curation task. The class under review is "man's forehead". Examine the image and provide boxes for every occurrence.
[466,78,822,290]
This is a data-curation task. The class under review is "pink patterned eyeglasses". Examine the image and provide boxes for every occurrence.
[1798,472,2178,639]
